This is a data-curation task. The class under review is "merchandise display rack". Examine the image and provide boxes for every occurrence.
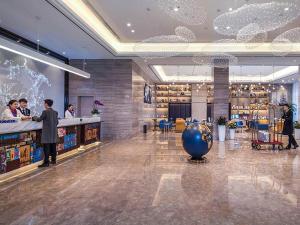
[230,84,270,120]
[155,84,192,119]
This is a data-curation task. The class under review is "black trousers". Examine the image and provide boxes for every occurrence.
[43,143,57,164]
[288,134,298,147]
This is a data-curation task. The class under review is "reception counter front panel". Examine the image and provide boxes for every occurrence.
[0,117,101,174]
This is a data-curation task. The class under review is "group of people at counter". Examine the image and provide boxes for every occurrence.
[1,98,76,168]
[2,98,75,120]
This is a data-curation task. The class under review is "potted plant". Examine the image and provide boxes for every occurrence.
[227,120,237,140]
[216,116,227,142]
[91,100,104,117]
[294,121,300,140]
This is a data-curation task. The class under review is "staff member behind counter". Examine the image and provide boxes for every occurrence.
[65,104,75,119]
[1,99,31,120]
[17,98,31,116]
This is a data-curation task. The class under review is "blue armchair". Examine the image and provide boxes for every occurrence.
[159,120,173,131]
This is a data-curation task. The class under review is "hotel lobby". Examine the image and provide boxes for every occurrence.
[0,0,300,224]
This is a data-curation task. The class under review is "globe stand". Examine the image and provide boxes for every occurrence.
[187,156,208,164]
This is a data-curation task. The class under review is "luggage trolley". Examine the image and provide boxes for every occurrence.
[251,104,283,150]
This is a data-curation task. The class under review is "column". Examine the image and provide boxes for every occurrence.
[213,66,230,138]
[191,84,207,121]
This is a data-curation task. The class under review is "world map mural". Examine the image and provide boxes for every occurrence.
[0,49,65,117]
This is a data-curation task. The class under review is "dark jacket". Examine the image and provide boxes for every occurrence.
[282,109,294,135]
[17,107,30,116]
[34,108,59,143]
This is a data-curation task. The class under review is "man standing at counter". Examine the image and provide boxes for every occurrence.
[32,99,59,167]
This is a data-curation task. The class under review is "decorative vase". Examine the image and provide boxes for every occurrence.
[295,129,300,140]
[218,125,226,142]
[229,129,235,140]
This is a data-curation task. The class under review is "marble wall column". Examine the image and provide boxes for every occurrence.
[213,66,230,138]
[191,84,207,121]
[69,59,155,140]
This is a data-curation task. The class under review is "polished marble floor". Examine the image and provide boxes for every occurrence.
[1,132,300,225]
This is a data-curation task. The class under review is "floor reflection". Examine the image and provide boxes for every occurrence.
[0,131,300,225]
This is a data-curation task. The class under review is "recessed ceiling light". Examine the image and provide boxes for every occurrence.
[37,39,40,42]
[126,23,131,27]
[173,6,179,11]
[62,51,66,55]
[284,7,289,11]
[131,29,135,33]
[229,8,233,11]
[214,26,218,30]
[226,26,231,30]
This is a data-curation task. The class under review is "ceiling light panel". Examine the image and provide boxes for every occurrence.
[0,37,90,78]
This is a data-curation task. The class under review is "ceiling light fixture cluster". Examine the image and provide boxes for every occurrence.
[134,26,196,59]
[174,26,197,42]
[272,27,300,56]
[157,0,207,25]
[192,53,238,68]
[236,23,268,48]
[213,2,299,36]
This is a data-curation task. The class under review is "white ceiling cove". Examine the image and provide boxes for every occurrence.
[87,0,300,42]
[0,0,114,59]
[0,0,299,83]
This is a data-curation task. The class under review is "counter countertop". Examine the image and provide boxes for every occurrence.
[0,117,101,135]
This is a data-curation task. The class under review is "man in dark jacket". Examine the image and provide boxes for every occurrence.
[33,99,59,167]
[282,104,298,149]
[18,98,31,116]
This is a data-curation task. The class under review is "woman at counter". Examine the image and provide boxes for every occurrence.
[2,100,31,120]
[65,104,75,119]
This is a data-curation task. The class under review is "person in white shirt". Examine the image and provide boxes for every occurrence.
[65,104,75,119]
[2,99,31,120]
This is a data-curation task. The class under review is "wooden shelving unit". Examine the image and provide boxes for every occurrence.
[230,84,270,120]
[155,84,192,119]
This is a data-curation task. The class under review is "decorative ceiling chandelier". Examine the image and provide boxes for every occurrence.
[133,35,189,59]
[236,23,268,48]
[272,27,300,56]
[134,26,196,59]
[157,0,207,25]
[175,26,197,42]
[192,53,238,68]
[213,2,299,36]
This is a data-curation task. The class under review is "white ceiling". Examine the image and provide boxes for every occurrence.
[0,0,299,84]
[0,0,114,59]
[88,0,300,42]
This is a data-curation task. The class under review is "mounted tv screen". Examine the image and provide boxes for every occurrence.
[144,83,152,104]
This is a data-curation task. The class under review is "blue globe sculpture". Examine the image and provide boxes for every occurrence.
[182,124,213,160]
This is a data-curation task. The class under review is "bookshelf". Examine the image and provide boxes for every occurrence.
[155,84,192,119]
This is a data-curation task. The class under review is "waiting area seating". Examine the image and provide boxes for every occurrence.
[159,119,173,132]
[175,118,186,132]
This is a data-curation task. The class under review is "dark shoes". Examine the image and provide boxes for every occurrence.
[38,163,49,168]
[285,145,299,150]
[38,161,56,168]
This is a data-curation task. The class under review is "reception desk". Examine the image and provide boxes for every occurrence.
[0,117,102,175]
